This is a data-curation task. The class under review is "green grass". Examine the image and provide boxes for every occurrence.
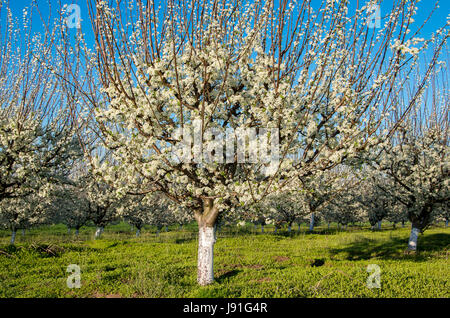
[0,223,448,298]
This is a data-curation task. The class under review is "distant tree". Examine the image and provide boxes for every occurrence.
[0,194,50,244]
[50,185,90,236]
[0,2,81,204]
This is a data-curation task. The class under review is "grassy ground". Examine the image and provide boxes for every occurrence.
[0,223,448,298]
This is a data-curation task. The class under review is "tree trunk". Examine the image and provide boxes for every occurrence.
[327,222,330,229]
[377,221,382,229]
[10,230,16,245]
[197,226,216,286]
[288,225,291,233]
[68,228,71,234]
[194,198,220,286]
[274,227,277,233]
[401,220,405,228]
[165,226,168,232]
[309,213,315,231]
[261,225,264,233]
[75,228,79,236]
[94,226,104,239]
[21,229,25,236]
[298,224,301,231]
[136,228,141,237]
[407,227,420,252]
[446,220,448,227]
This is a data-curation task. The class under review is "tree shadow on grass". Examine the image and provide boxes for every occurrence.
[215,269,241,283]
[329,233,449,262]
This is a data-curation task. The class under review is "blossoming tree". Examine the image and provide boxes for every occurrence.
[0,194,49,244]
[0,3,81,204]
[64,0,448,284]
[371,63,449,251]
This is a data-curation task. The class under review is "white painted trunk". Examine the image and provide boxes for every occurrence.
[407,227,420,251]
[136,229,141,237]
[94,226,104,239]
[309,213,315,231]
[10,230,16,245]
[197,226,216,286]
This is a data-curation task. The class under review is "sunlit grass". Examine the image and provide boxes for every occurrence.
[0,223,448,298]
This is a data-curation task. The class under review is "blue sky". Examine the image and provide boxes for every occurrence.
[3,0,449,41]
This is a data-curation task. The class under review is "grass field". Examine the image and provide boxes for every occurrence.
[0,223,448,298]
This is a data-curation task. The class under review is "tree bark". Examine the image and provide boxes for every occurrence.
[194,198,220,286]
[75,228,79,236]
[94,226,104,239]
[407,227,420,252]
[261,225,264,233]
[136,229,141,237]
[377,221,382,230]
[197,226,216,286]
[309,213,315,231]
[10,230,16,245]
